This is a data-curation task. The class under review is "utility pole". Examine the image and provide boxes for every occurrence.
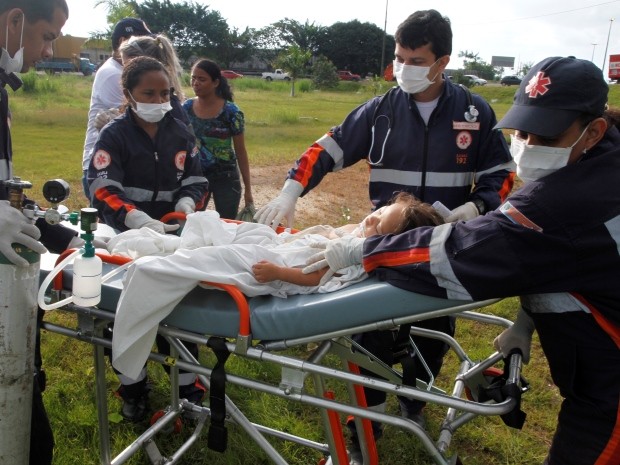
[602,18,614,73]
[379,0,389,77]
[591,43,598,62]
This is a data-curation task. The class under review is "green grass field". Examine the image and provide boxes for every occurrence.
[12,73,620,464]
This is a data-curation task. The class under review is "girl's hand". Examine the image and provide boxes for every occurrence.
[252,260,281,283]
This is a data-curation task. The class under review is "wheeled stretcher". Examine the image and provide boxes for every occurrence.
[39,246,527,465]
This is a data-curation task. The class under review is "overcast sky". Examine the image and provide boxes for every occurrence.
[63,0,620,76]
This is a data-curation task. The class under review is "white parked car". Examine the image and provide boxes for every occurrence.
[464,74,487,86]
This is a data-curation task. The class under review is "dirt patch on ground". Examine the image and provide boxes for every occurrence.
[249,162,373,229]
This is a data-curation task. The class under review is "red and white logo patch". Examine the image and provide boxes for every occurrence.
[92,150,111,170]
[525,71,551,98]
[456,131,472,150]
[175,151,187,171]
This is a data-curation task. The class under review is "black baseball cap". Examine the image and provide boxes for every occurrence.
[495,56,608,137]
[111,18,152,51]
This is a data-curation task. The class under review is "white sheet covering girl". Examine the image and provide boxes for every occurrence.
[111,211,366,378]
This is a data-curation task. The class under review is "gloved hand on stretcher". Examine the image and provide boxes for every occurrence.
[174,197,196,215]
[124,209,180,235]
[445,201,480,222]
[493,307,535,364]
[254,179,303,230]
[0,200,48,266]
[303,235,365,285]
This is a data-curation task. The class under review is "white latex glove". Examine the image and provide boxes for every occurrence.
[94,108,121,131]
[445,201,479,222]
[67,235,110,250]
[124,209,180,234]
[0,200,48,266]
[303,235,365,277]
[493,308,535,364]
[174,197,195,215]
[254,179,303,230]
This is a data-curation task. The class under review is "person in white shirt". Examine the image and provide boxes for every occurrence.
[80,17,152,198]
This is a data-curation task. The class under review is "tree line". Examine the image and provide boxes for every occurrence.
[92,0,396,77]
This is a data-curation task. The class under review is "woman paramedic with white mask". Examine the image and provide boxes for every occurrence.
[304,56,620,465]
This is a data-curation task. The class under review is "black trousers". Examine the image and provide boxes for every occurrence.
[532,311,620,465]
[356,316,455,414]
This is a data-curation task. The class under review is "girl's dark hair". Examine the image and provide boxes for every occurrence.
[121,55,169,94]
[395,9,452,58]
[191,58,234,101]
[389,191,445,234]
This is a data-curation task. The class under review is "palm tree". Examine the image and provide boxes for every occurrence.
[275,45,312,97]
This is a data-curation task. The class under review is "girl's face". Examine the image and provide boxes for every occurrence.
[190,66,219,97]
[125,70,171,105]
[361,201,406,237]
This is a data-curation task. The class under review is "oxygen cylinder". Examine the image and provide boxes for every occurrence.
[0,245,40,465]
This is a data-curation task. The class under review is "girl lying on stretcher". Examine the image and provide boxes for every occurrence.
[107,191,444,297]
[110,192,443,378]
[251,192,443,287]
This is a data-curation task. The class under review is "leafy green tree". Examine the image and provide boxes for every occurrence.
[131,0,231,66]
[318,20,394,76]
[90,0,136,44]
[458,50,496,81]
[520,61,534,77]
[311,55,339,89]
[269,18,326,54]
[274,45,312,97]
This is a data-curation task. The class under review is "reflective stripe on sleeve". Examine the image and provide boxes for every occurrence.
[317,134,345,170]
[429,223,472,300]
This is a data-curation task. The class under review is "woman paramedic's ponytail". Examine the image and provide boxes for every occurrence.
[119,34,185,101]
[191,58,234,102]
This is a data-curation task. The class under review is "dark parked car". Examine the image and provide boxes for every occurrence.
[500,75,522,86]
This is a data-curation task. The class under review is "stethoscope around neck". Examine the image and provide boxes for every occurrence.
[367,83,479,167]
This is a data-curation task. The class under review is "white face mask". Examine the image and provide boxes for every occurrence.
[393,59,439,94]
[0,14,25,74]
[510,126,589,183]
[129,92,172,123]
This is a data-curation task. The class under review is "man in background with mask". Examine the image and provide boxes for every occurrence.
[256,9,514,458]
[0,1,75,463]
[305,56,620,465]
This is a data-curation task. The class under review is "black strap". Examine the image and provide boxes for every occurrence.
[206,337,230,452]
[390,324,417,388]
[478,359,529,429]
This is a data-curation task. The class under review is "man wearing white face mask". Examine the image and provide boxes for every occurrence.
[305,56,620,465]
[258,10,514,455]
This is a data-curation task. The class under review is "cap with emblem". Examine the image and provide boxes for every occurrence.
[111,18,152,51]
[495,56,608,137]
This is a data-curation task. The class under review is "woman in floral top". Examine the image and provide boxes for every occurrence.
[182,58,254,218]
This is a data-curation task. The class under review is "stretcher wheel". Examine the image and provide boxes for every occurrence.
[150,410,183,434]
[464,367,504,401]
